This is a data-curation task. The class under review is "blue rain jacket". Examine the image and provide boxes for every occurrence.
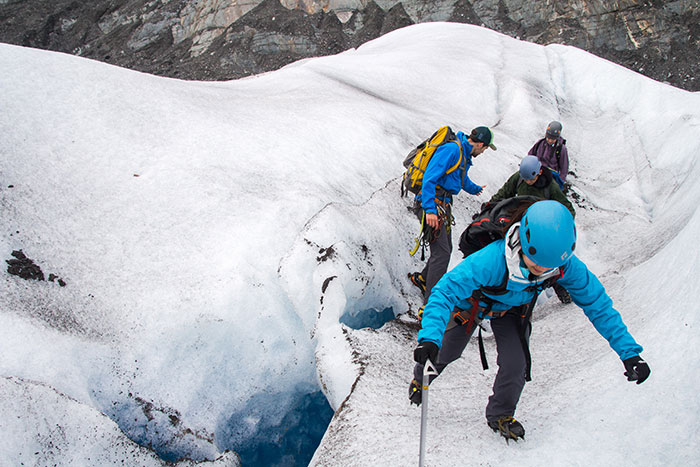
[417,233,643,361]
[415,131,482,215]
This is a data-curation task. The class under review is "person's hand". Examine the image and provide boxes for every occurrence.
[425,212,439,229]
[413,341,439,365]
[476,184,486,196]
[623,356,650,384]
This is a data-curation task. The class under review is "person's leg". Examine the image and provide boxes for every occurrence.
[421,225,452,303]
[485,313,530,421]
[411,204,429,295]
[413,320,477,382]
[410,316,479,404]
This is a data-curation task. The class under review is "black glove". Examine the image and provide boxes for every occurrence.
[623,356,650,384]
[414,341,439,365]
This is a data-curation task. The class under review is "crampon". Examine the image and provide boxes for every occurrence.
[487,416,525,442]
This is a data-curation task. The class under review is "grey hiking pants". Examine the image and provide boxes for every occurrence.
[413,312,531,422]
[415,202,452,303]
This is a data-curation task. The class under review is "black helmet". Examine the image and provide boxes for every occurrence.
[546,121,562,139]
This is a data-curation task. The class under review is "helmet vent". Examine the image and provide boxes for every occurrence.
[529,246,537,255]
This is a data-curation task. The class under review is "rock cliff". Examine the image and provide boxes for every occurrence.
[0,0,697,90]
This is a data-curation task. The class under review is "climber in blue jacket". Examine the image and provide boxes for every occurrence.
[408,126,495,303]
[409,200,650,441]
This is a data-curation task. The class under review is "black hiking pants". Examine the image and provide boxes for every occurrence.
[413,312,531,422]
[413,309,479,385]
[414,202,452,303]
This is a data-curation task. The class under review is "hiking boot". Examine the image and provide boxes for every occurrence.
[487,416,525,441]
[408,379,422,406]
[408,272,426,295]
[553,283,572,304]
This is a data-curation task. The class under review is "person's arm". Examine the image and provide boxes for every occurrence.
[488,172,519,204]
[550,182,576,218]
[558,143,569,182]
[559,257,643,360]
[527,140,540,156]
[418,243,507,346]
[462,170,483,195]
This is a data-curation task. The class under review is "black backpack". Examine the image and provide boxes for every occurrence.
[457,195,561,381]
[555,138,567,161]
[458,196,541,258]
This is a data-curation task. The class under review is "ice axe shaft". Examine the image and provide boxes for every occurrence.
[418,358,438,467]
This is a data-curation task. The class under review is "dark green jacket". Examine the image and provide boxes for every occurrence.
[489,167,575,217]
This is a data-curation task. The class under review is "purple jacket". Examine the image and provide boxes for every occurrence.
[528,136,569,182]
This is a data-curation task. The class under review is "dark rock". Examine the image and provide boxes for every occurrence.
[449,0,482,25]
[350,1,387,47]
[6,249,45,281]
[381,3,414,37]
[0,1,697,90]
[316,11,350,56]
[6,250,67,285]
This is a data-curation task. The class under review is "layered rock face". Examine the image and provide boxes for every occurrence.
[0,0,697,90]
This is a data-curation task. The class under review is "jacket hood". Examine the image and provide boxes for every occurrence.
[456,131,474,162]
[533,166,554,189]
[504,223,561,286]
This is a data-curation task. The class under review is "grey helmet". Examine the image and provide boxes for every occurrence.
[546,121,562,139]
[519,155,542,180]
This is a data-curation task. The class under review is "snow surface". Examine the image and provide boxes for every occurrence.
[1,21,699,466]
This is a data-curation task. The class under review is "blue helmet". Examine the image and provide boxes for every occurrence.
[519,155,542,180]
[519,200,576,268]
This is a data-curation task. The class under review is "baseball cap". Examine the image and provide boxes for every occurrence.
[470,126,497,150]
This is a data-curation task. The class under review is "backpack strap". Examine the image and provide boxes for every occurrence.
[478,326,489,370]
[519,290,539,381]
[554,138,566,162]
[435,139,465,201]
[517,268,564,381]
[444,140,464,175]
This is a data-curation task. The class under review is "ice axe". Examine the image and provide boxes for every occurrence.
[418,358,439,467]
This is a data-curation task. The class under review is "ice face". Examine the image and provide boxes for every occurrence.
[2,20,700,466]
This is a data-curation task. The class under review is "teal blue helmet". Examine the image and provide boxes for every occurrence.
[520,200,576,268]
